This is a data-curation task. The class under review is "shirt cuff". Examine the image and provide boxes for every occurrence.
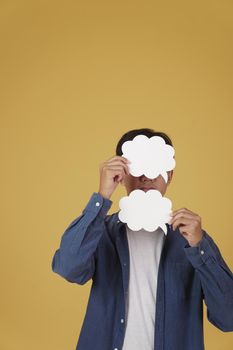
[82,192,113,218]
[183,231,219,268]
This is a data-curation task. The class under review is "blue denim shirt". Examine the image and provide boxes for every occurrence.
[51,192,233,350]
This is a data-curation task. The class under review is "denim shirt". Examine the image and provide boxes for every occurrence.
[51,192,233,350]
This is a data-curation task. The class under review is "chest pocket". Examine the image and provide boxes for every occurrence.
[166,262,202,299]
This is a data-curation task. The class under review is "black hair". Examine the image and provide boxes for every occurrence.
[115,128,173,156]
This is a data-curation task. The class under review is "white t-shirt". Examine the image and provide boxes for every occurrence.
[122,225,165,350]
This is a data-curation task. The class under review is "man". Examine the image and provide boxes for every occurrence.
[51,128,233,350]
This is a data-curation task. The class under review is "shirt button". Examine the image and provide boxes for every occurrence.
[200,250,204,255]
[114,348,118,350]
[123,262,127,266]
[95,202,100,207]
[121,318,124,323]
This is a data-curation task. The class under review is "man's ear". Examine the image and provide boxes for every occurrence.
[167,170,173,184]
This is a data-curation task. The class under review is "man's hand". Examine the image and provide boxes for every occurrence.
[98,155,130,200]
[170,208,204,247]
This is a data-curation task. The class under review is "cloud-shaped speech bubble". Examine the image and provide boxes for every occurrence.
[118,189,172,234]
[121,134,176,182]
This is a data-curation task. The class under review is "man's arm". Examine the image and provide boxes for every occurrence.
[51,192,112,285]
[51,155,129,285]
[183,231,233,332]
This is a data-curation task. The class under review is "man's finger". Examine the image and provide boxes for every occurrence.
[172,217,192,231]
[170,212,199,223]
[178,225,190,235]
[172,207,198,216]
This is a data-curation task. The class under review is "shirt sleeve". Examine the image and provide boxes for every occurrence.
[51,192,112,285]
[183,230,233,332]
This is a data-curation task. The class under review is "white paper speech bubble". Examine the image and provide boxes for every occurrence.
[118,189,172,234]
[121,134,176,182]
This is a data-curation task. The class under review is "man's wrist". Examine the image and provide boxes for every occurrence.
[98,191,111,200]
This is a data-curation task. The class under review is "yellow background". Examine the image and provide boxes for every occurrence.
[1,0,233,349]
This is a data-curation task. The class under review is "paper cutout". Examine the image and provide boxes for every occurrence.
[121,135,176,182]
[118,189,172,234]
